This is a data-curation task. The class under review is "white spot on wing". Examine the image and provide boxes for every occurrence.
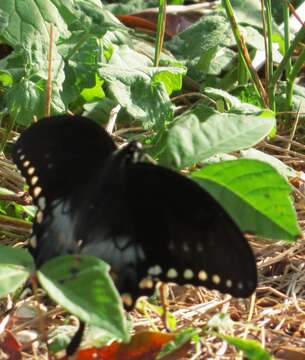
[36,210,44,224]
[182,242,190,252]
[197,242,203,252]
[183,269,194,279]
[121,293,133,307]
[20,154,25,160]
[166,268,178,279]
[237,282,243,290]
[148,265,162,276]
[37,197,46,210]
[31,176,39,186]
[33,187,42,198]
[212,274,221,285]
[226,279,232,288]
[198,270,208,281]
[27,167,35,176]
[29,235,37,248]
[23,160,30,168]
[139,277,154,289]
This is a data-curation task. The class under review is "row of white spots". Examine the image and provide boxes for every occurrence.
[147,264,241,289]
[168,241,204,253]
[18,150,46,227]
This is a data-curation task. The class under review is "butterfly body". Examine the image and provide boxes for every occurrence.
[13,115,257,305]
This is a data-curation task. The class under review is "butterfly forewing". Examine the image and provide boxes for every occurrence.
[12,115,116,205]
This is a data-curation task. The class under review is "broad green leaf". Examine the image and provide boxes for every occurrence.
[6,79,65,125]
[223,335,273,360]
[37,255,129,341]
[0,0,120,46]
[0,0,69,46]
[100,64,185,129]
[159,103,275,169]
[167,13,235,63]
[192,159,300,241]
[0,245,34,298]
[0,0,121,123]
[230,0,280,31]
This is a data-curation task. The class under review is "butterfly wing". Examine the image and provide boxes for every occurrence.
[12,115,116,205]
[75,160,257,302]
[121,162,257,299]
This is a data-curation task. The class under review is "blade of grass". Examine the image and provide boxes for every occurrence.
[282,1,292,110]
[269,23,305,103]
[154,0,167,67]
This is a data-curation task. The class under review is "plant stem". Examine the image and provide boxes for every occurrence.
[265,0,274,109]
[154,0,167,67]
[222,0,268,107]
[282,1,292,110]
[269,25,305,106]
[261,0,269,85]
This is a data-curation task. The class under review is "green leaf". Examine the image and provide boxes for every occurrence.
[0,0,69,46]
[0,0,120,47]
[6,79,65,125]
[100,64,185,129]
[0,70,13,86]
[223,335,273,360]
[158,327,200,359]
[167,13,235,63]
[191,159,300,241]
[159,103,275,169]
[197,46,236,76]
[204,88,261,112]
[37,255,129,341]
[0,245,34,298]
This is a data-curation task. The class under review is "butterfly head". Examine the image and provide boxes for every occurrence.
[121,141,145,163]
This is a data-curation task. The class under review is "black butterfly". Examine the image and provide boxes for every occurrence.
[13,115,257,307]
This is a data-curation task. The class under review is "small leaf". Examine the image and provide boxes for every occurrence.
[158,328,200,359]
[0,245,34,298]
[223,335,273,360]
[192,159,300,241]
[37,255,129,342]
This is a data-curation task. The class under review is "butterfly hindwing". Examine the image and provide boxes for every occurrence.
[123,163,257,299]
